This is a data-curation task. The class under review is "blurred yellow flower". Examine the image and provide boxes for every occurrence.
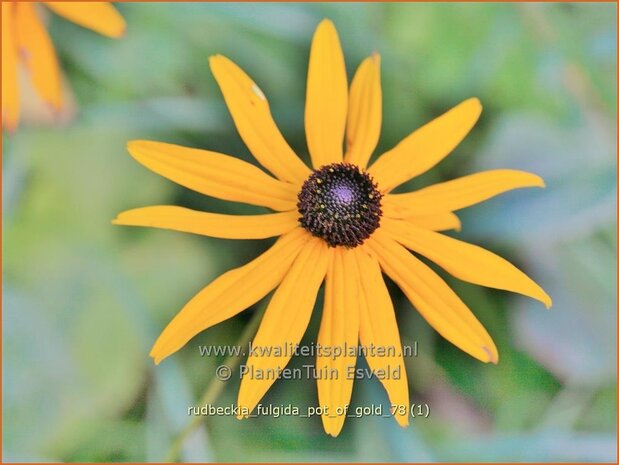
[114,19,551,436]
[2,1,125,130]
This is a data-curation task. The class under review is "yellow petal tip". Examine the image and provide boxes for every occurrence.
[107,23,126,39]
[321,413,345,437]
[111,211,129,224]
[326,425,343,438]
[318,18,336,29]
[314,19,339,43]
[149,345,165,365]
[395,414,410,428]
[208,54,224,66]
[111,215,129,226]
[533,286,552,308]
[126,140,143,154]
[523,172,547,189]
[483,346,499,364]
[469,97,482,109]
[126,140,152,161]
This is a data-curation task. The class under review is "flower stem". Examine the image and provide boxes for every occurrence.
[165,305,265,462]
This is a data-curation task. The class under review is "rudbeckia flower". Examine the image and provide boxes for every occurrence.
[114,19,551,436]
[2,1,125,130]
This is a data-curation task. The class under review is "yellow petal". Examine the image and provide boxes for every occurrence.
[44,2,125,38]
[345,54,382,168]
[305,19,348,168]
[386,170,546,214]
[355,248,409,427]
[317,248,359,437]
[369,98,482,192]
[150,228,310,364]
[407,212,461,232]
[113,206,299,239]
[2,3,20,131]
[237,237,330,416]
[382,218,552,307]
[15,2,62,109]
[367,231,498,364]
[209,55,310,185]
[383,199,461,231]
[127,140,299,211]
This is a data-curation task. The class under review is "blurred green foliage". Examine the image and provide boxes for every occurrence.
[3,2,616,462]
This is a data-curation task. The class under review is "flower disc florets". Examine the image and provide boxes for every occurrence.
[298,163,382,248]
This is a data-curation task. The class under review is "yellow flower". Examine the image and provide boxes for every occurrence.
[2,1,125,130]
[114,19,551,436]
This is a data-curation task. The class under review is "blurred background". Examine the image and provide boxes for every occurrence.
[2,2,617,462]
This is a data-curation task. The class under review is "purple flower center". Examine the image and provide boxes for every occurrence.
[332,185,354,204]
[297,163,383,248]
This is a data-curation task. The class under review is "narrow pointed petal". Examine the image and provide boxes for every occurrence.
[150,228,310,364]
[15,3,62,109]
[2,3,20,130]
[356,248,409,427]
[383,199,461,231]
[317,248,359,436]
[345,54,382,168]
[237,238,330,415]
[209,55,310,184]
[367,232,498,364]
[305,19,348,168]
[386,170,546,214]
[369,98,482,192]
[127,140,298,211]
[45,2,125,38]
[406,212,461,232]
[113,206,299,240]
[383,218,552,307]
